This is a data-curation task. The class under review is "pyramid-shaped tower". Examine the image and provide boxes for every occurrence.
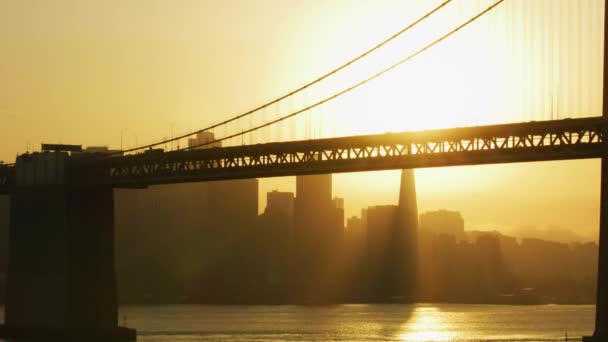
[396,169,419,302]
[398,169,418,232]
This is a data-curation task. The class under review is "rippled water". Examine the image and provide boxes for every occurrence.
[0,304,595,341]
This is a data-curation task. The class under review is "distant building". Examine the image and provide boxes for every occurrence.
[257,191,295,300]
[365,204,398,300]
[332,196,345,233]
[361,208,368,228]
[366,206,397,240]
[265,190,295,241]
[82,146,122,154]
[424,232,517,303]
[333,197,344,210]
[297,174,332,209]
[347,216,365,237]
[293,174,344,303]
[109,133,213,302]
[265,190,294,233]
[0,196,9,304]
[114,133,260,303]
[364,169,418,302]
[206,178,259,232]
[266,191,295,219]
[347,211,367,236]
[397,169,419,302]
[188,131,221,149]
[419,209,465,240]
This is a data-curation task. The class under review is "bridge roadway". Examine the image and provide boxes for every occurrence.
[1,116,608,193]
[87,116,608,186]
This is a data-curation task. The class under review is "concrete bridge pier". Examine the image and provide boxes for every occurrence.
[0,153,135,341]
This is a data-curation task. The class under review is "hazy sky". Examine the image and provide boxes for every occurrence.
[0,0,604,241]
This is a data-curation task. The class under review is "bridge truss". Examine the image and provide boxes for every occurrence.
[67,117,608,188]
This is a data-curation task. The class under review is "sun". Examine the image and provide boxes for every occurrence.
[308,0,527,138]
[251,0,600,147]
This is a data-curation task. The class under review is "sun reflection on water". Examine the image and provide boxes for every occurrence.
[398,307,457,342]
[399,331,451,342]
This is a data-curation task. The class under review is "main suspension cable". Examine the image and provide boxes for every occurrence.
[111,0,453,156]
[183,0,505,151]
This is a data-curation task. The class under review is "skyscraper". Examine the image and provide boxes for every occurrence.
[113,132,260,303]
[419,209,465,240]
[258,191,295,301]
[293,174,343,303]
[365,204,399,301]
[294,175,334,255]
[188,131,221,149]
[396,169,418,302]
[266,191,295,221]
[364,169,418,302]
[0,196,9,304]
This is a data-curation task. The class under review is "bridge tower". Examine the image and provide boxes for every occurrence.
[0,153,135,341]
[585,1,608,341]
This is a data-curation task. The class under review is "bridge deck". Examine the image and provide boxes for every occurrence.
[1,117,607,191]
[77,117,608,187]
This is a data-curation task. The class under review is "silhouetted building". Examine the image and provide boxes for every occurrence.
[365,204,399,301]
[200,178,259,303]
[188,131,221,149]
[113,134,260,303]
[347,215,365,241]
[0,196,9,304]
[107,137,597,306]
[207,179,258,230]
[266,191,294,220]
[420,225,596,304]
[499,236,598,303]
[332,196,345,239]
[343,210,368,301]
[363,170,418,302]
[420,209,465,240]
[115,181,211,303]
[114,189,142,302]
[423,232,515,303]
[397,169,418,302]
[255,191,295,302]
[475,234,516,300]
[292,174,344,303]
[82,146,122,154]
[333,197,344,210]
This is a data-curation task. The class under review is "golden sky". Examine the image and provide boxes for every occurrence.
[0,0,604,240]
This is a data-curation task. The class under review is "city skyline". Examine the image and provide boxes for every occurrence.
[1,1,608,341]
[0,167,598,305]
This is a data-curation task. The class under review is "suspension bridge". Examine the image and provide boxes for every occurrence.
[0,0,607,341]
